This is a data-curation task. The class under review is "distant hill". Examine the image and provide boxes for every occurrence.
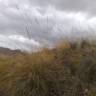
[0,47,22,55]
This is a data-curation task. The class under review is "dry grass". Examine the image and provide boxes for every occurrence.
[0,41,96,96]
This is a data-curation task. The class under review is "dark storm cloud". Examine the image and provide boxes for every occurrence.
[29,0,96,14]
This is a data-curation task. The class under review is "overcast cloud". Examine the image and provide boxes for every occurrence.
[0,0,96,51]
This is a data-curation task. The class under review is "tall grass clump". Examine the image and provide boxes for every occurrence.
[0,40,96,96]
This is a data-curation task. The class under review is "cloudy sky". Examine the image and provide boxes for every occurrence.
[0,0,96,51]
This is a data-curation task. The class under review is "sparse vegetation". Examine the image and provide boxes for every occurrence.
[0,41,96,96]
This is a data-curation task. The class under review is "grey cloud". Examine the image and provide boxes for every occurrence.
[28,0,96,14]
[0,0,96,51]
[2,0,96,14]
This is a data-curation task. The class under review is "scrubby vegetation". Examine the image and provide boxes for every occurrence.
[0,40,96,96]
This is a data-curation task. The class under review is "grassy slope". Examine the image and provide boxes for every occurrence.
[0,41,96,96]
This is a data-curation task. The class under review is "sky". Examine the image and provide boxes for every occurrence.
[0,0,96,51]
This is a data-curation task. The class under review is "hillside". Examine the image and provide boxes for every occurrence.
[0,47,22,56]
[0,41,96,96]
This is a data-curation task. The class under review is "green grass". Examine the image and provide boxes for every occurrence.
[0,41,96,96]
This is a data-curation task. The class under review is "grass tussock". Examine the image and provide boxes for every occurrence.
[0,40,96,96]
